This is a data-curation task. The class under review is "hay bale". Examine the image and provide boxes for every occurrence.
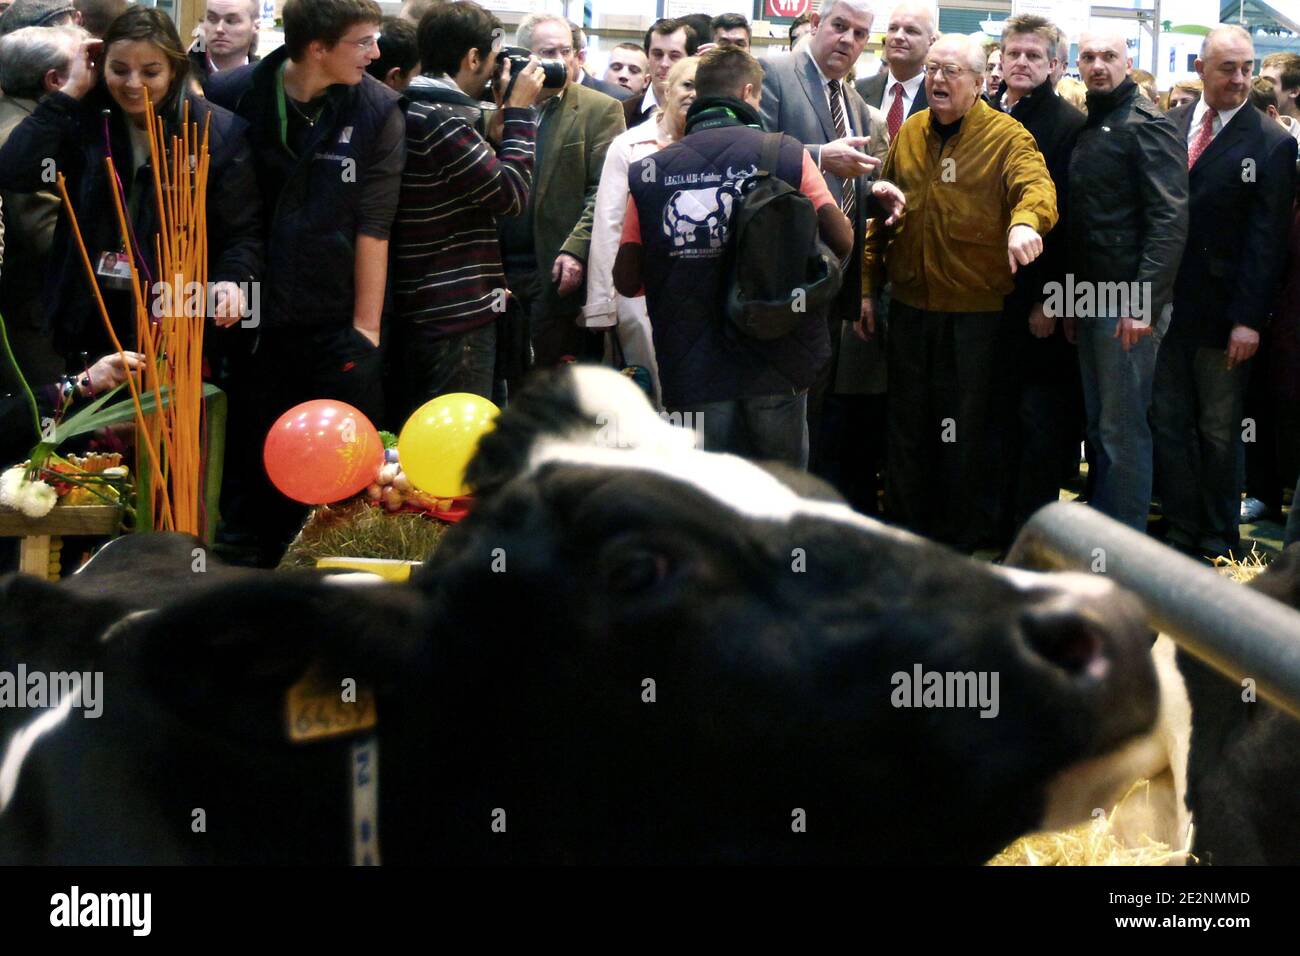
[278,500,447,570]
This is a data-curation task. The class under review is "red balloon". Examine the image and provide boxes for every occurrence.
[263,400,384,504]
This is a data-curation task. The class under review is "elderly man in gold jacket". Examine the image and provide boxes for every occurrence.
[859,33,1057,552]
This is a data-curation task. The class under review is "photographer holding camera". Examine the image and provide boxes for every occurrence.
[391,0,543,410]
[497,12,625,371]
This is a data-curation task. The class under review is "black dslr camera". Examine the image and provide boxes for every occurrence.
[491,45,568,100]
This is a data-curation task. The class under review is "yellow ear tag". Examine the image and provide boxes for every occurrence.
[286,663,378,744]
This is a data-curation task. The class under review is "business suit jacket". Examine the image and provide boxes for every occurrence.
[1167,102,1297,348]
[581,70,632,101]
[622,91,655,131]
[527,80,626,307]
[760,49,890,393]
[856,70,928,119]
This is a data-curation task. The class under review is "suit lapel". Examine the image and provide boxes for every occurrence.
[910,81,927,116]
[1192,104,1254,175]
[862,73,885,109]
[536,86,577,208]
[797,51,838,143]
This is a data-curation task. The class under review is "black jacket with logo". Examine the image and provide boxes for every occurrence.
[206,46,405,332]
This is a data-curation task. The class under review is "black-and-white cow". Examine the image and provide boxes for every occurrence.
[0,365,1228,864]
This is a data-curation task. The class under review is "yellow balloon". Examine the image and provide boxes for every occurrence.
[397,393,500,498]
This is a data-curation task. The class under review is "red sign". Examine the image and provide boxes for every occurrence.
[765,0,811,18]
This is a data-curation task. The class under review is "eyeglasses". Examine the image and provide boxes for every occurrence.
[923,62,974,79]
[348,34,379,51]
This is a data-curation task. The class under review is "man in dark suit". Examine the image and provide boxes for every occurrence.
[759,0,903,511]
[1154,25,1297,559]
[623,17,697,130]
[570,22,631,101]
[855,0,934,142]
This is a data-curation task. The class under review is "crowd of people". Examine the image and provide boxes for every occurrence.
[0,0,1298,567]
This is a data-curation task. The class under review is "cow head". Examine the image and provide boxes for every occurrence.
[416,365,1160,863]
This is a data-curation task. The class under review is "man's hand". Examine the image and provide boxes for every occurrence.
[353,323,380,348]
[1028,301,1055,338]
[1007,224,1043,274]
[869,180,905,226]
[210,281,245,328]
[820,136,880,179]
[1113,316,1151,352]
[853,297,876,341]
[60,38,102,99]
[1226,323,1260,369]
[504,57,546,109]
[553,253,585,297]
[695,42,719,56]
[81,350,143,397]
[1062,316,1078,345]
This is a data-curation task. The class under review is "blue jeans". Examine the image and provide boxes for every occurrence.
[672,391,810,468]
[1150,335,1247,557]
[1076,316,1161,532]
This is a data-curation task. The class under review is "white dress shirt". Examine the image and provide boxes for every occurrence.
[639,84,660,120]
[1187,97,1247,149]
[806,49,855,138]
[882,69,924,120]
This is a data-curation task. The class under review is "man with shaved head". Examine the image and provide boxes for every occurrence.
[1152,25,1296,559]
[861,33,1056,549]
[1065,30,1187,533]
[855,1,936,139]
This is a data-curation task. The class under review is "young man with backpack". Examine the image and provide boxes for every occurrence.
[614,45,869,468]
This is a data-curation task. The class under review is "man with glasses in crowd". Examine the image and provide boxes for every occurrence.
[861,33,1056,551]
[497,13,624,370]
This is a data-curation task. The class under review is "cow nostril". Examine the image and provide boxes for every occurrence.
[1019,607,1109,680]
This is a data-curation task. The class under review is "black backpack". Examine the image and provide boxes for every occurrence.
[725,132,844,340]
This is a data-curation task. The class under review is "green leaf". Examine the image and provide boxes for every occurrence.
[51,382,221,446]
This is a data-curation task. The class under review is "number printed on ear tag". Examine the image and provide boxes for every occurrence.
[285,663,377,744]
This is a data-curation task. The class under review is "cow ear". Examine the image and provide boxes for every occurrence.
[463,367,590,499]
[0,573,127,658]
[129,573,431,692]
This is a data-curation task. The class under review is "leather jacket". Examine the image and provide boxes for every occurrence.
[1066,78,1188,325]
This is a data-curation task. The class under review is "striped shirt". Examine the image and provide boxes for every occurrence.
[394,102,536,335]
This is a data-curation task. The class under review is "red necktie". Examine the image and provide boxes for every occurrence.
[1187,108,1216,168]
[887,82,905,141]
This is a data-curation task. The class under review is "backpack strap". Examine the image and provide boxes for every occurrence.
[758,132,782,177]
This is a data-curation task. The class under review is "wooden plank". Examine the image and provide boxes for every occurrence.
[18,535,51,579]
[0,505,122,538]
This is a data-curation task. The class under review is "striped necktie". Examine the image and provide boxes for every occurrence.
[827,79,856,222]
